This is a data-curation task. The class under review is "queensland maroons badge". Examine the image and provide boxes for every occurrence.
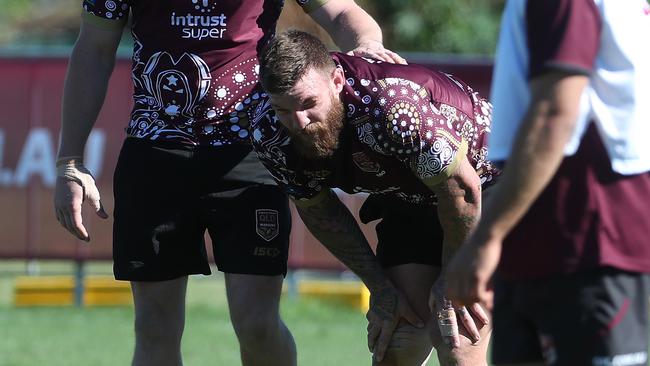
[255,209,279,242]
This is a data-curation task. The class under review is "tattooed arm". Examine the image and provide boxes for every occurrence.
[295,189,389,291]
[425,155,489,348]
[430,156,482,268]
[294,188,423,361]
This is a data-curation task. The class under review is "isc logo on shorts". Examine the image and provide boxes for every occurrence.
[253,247,280,257]
[255,209,279,242]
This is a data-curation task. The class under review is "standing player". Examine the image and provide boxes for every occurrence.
[251,30,498,366]
[53,1,404,365]
[446,0,650,365]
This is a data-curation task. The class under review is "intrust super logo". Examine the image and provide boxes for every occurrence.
[170,1,228,40]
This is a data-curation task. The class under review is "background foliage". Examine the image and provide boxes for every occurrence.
[361,0,505,54]
[0,0,505,54]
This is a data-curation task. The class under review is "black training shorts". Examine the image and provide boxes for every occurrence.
[492,268,650,366]
[360,195,443,268]
[112,138,291,281]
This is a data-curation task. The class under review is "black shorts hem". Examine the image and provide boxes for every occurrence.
[114,269,212,282]
[216,265,288,277]
[379,259,441,269]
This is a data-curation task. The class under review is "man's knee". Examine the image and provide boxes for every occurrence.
[231,309,280,347]
[431,330,490,366]
[375,324,433,366]
[132,280,186,346]
[226,274,284,346]
[134,305,184,345]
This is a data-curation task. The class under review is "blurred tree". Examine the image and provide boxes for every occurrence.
[360,0,505,54]
[0,0,80,45]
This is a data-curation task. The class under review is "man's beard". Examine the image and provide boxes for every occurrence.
[288,97,345,159]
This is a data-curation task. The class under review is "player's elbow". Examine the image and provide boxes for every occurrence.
[528,72,588,141]
[537,100,580,136]
[451,157,482,206]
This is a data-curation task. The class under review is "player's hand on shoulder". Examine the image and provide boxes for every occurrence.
[347,40,407,65]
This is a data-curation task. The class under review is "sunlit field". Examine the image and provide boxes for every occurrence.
[0,261,442,366]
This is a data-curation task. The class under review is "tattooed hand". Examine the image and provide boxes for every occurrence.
[429,275,490,349]
[367,286,423,362]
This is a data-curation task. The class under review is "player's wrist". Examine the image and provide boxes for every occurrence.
[354,38,383,49]
[473,223,506,247]
[56,157,93,187]
[370,277,399,295]
[56,155,84,167]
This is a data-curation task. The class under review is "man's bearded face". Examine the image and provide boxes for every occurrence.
[270,67,346,159]
[287,94,344,159]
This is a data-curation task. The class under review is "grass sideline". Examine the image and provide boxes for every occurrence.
[0,261,441,366]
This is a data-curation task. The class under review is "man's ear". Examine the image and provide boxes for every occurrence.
[331,66,345,94]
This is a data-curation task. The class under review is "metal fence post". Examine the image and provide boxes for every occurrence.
[74,260,85,307]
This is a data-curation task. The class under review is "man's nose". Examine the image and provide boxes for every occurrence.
[289,110,310,130]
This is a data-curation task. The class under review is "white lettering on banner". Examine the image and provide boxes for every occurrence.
[0,130,13,185]
[14,128,56,186]
[0,128,106,188]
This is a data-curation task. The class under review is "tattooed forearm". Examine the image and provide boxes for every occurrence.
[434,173,482,267]
[296,189,391,292]
[439,212,479,266]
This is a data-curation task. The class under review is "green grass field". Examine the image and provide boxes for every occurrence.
[0,261,441,366]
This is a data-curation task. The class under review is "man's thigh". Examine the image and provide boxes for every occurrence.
[224,273,283,318]
[131,277,188,338]
[372,264,436,366]
[385,263,439,318]
[495,269,650,366]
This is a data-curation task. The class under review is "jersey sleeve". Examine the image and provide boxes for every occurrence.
[82,0,131,29]
[294,0,330,13]
[250,97,325,202]
[415,102,468,187]
[368,78,468,188]
[526,0,601,78]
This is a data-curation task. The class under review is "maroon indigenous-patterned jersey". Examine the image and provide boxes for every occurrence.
[251,53,498,205]
[82,0,325,146]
